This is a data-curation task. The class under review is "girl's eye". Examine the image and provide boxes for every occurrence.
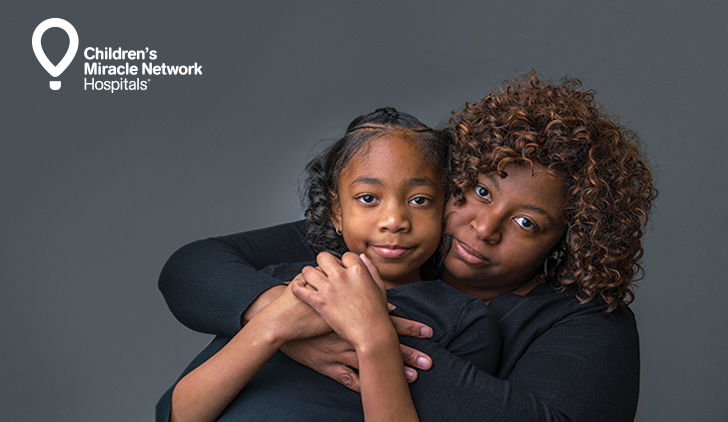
[410,196,431,206]
[514,217,537,231]
[357,194,377,204]
[475,186,491,200]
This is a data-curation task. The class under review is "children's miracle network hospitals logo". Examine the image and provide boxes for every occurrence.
[32,18,202,92]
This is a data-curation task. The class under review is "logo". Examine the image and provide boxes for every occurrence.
[31,18,201,93]
[32,18,79,90]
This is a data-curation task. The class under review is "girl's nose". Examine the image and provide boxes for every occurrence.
[379,203,411,233]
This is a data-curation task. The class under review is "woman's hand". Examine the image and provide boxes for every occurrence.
[280,324,433,392]
[258,282,331,343]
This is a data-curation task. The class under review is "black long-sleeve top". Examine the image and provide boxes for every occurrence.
[158,221,639,421]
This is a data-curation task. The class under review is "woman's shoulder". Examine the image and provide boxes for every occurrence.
[491,282,637,349]
[493,282,634,320]
[493,283,639,386]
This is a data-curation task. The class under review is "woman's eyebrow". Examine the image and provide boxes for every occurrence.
[486,175,500,191]
[485,175,557,225]
[521,204,557,226]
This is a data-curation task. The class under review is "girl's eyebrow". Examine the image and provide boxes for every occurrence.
[408,177,439,188]
[350,176,383,187]
[350,177,439,188]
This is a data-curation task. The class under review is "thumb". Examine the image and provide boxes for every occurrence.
[359,254,385,292]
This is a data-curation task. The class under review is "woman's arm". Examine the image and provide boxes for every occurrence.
[159,221,436,389]
[170,284,330,422]
[158,221,316,337]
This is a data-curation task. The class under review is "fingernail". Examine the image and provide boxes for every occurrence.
[388,303,397,312]
[404,367,417,381]
[420,326,433,338]
[416,356,432,370]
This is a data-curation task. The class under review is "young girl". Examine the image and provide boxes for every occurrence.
[160,108,500,422]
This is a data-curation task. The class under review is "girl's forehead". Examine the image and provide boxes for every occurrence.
[341,135,444,184]
[351,133,430,163]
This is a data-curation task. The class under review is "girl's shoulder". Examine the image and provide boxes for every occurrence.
[387,280,495,342]
[387,280,485,309]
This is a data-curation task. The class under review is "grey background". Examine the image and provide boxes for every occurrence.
[2,1,726,421]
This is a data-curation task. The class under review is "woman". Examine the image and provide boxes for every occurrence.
[158,73,656,421]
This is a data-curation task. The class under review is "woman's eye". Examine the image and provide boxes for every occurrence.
[515,217,537,231]
[357,195,377,204]
[410,196,431,206]
[475,186,490,200]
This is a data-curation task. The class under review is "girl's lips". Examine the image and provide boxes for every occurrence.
[370,245,412,259]
[452,238,490,265]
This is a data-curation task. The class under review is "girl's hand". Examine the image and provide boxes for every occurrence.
[291,252,391,349]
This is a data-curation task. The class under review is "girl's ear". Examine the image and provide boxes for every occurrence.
[330,191,342,229]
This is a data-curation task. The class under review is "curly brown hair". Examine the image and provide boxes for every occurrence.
[449,71,657,311]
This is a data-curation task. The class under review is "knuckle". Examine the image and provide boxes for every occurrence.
[324,331,342,343]
[338,372,355,387]
[394,319,419,336]
[400,346,416,362]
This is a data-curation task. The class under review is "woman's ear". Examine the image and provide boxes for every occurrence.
[330,191,342,229]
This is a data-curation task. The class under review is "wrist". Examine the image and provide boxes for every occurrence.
[241,284,286,326]
[352,323,399,356]
[243,309,291,350]
[251,290,324,344]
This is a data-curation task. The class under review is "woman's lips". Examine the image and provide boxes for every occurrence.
[452,238,490,265]
[370,245,412,259]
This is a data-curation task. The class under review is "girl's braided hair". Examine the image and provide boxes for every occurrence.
[302,107,450,258]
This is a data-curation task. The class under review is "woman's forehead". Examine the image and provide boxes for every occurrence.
[480,163,565,210]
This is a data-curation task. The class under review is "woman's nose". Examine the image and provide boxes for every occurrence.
[379,203,411,233]
[471,211,502,243]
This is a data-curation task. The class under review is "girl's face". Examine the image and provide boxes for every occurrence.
[442,162,566,301]
[331,135,445,288]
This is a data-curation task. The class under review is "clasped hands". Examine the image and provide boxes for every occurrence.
[257,251,434,392]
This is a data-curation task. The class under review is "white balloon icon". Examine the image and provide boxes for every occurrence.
[32,18,79,90]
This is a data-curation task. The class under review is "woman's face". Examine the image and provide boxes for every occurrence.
[441,162,567,301]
